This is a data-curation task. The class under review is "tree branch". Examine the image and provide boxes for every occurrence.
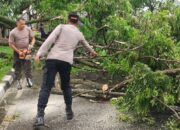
[141,56,180,64]
[109,78,133,92]
[154,97,180,120]
[74,58,102,69]
[159,68,180,76]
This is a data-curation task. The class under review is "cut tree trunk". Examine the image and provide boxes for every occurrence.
[71,79,105,90]
[51,88,125,99]
[55,78,112,90]
[52,76,125,100]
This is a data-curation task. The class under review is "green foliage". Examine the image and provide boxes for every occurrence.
[106,16,140,42]
[99,50,130,78]
[80,18,97,40]
[85,0,133,27]
[0,0,180,127]
[0,0,33,17]
[116,63,175,116]
[130,0,164,12]
[0,46,13,80]
[118,113,133,122]
[170,7,180,41]
[101,57,130,79]
[166,116,180,130]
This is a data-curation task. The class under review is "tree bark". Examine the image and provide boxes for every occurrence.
[71,79,104,90]
[159,68,180,76]
[109,78,133,92]
[51,88,125,98]
[74,58,102,69]
[0,16,16,28]
[0,15,63,29]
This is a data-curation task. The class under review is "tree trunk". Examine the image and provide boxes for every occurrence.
[0,16,16,28]
[0,15,63,29]
[51,88,125,99]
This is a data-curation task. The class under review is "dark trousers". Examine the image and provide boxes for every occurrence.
[13,51,32,80]
[38,59,72,109]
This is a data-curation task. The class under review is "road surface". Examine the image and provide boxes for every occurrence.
[0,72,165,130]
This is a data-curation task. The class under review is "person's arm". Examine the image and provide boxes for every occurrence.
[36,25,62,58]
[80,34,97,57]
[29,36,36,49]
[9,43,20,54]
[29,29,36,49]
[8,32,19,53]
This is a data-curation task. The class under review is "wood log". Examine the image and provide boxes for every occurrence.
[154,97,180,120]
[0,16,16,28]
[141,56,180,64]
[159,68,180,76]
[74,58,102,69]
[170,106,180,112]
[77,94,97,99]
[27,18,52,24]
[51,88,125,98]
[0,21,11,28]
[109,78,133,92]
[55,78,110,90]
[108,68,180,92]
[0,15,64,29]
[71,79,104,90]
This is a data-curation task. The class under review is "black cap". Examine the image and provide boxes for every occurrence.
[68,12,79,24]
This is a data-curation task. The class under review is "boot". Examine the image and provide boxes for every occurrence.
[33,108,45,126]
[65,105,74,120]
[26,78,33,88]
[16,80,22,90]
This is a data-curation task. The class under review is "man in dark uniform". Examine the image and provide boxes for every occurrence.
[33,12,97,126]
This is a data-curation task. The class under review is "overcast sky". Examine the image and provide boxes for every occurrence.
[175,0,180,4]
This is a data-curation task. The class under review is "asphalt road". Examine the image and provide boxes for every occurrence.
[0,72,165,130]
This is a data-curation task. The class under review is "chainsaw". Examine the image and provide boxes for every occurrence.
[18,45,36,60]
[18,49,31,59]
[18,48,46,61]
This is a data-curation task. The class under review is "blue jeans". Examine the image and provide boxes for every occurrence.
[38,59,72,109]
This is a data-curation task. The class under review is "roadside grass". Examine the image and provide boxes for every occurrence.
[0,46,13,80]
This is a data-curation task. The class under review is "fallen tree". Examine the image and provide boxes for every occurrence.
[50,65,180,101]
[0,15,64,29]
[0,15,16,28]
[51,88,125,99]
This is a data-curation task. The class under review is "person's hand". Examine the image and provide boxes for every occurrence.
[18,51,23,56]
[18,50,26,59]
[18,50,24,57]
[28,44,34,50]
[35,55,40,63]
[90,51,97,57]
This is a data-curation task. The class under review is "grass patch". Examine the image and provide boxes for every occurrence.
[0,64,12,80]
[0,46,13,55]
[0,46,13,80]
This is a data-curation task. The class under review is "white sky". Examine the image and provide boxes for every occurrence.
[175,0,180,5]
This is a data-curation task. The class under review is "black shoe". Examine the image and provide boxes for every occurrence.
[66,106,74,120]
[16,80,22,90]
[33,116,44,127]
[33,108,45,126]
[26,78,33,88]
